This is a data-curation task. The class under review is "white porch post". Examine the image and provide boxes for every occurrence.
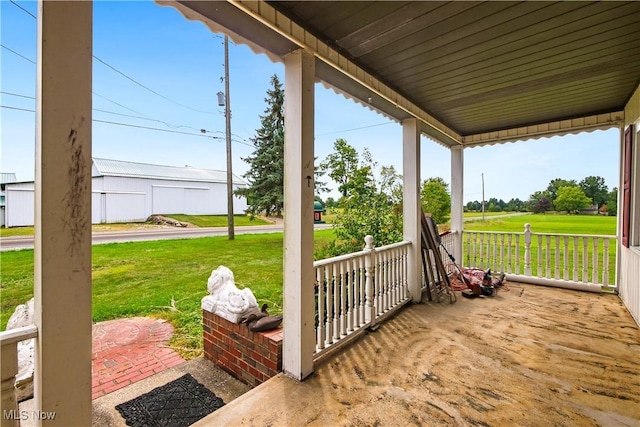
[450,146,464,265]
[34,1,92,425]
[403,119,422,302]
[283,49,315,380]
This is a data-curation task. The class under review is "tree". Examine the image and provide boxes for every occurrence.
[579,176,608,208]
[546,178,578,202]
[527,190,552,213]
[420,177,451,224]
[553,186,592,213]
[318,147,403,257]
[325,197,338,209]
[506,198,525,212]
[466,200,482,211]
[235,75,285,217]
[320,138,359,198]
[606,187,618,216]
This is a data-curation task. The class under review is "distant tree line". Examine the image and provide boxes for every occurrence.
[465,176,618,215]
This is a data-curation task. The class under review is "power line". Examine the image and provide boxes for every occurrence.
[0,90,239,142]
[1,44,36,64]
[93,92,155,120]
[93,57,217,115]
[1,104,253,147]
[1,105,33,113]
[9,0,35,19]
[316,121,393,137]
[8,0,217,116]
[0,91,35,100]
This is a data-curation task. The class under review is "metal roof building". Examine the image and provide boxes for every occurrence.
[4,159,248,227]
[92,158,246,184]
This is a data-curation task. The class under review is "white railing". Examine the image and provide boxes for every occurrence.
[1,324,38,427]
[313,236,411,359]
[463,223,616,292]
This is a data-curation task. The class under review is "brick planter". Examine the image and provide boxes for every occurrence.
[202,310,282,386]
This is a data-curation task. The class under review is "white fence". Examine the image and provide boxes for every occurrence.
[463,223,616,291]
[313,236,411,359]
[0,324,38,427]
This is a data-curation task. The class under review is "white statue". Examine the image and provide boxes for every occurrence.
[6,298,35,397]
[202,266,259,323]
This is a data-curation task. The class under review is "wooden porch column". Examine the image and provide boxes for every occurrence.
[450,146,464,264]
[283,49,315,380]
[403,119,422,302]
[34,1,92,425]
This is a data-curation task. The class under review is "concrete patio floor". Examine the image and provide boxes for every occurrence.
[195,283,640,426]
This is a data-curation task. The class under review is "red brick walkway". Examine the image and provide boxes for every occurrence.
[91,317,185,400]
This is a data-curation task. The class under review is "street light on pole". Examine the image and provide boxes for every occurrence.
[217,35,235,240]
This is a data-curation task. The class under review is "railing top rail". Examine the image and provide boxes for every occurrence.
[374,240,411,252]
[463,230,616,239]
[530,232,616,239]
[313,240,411,267]
[0,324,38,345]
[314,249,368,267]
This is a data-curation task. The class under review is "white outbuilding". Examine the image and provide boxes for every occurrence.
[3,158,248,227]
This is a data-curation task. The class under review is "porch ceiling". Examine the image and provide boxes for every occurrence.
[166,1,640,146]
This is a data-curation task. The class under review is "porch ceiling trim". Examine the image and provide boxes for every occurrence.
[161,0,462,147]
[463,110,625,148]
[232,0,463,147]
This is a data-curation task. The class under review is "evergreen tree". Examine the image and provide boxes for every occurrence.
[235,75,285,217]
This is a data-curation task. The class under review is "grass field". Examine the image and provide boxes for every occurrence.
[464,213,616,235]
[0,229,335,358]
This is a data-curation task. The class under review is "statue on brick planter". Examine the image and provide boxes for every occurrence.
[202,266,259,323]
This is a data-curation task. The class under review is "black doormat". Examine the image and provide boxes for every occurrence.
[115,373,225,427]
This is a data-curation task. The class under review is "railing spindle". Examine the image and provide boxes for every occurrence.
[573,236,579,281]
[602,238,610,286]
[515,234,521,275]
[545,235,551,278]
[582,238,589,282]
[316,267,325,351]
[563,236,569,281]
[592,237,599,284]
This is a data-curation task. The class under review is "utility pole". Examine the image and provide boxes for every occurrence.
[223,35,235,240]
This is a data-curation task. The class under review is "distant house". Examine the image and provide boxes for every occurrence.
[3,158,248,227]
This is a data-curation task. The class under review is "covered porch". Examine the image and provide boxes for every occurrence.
[195,282,640,426]
[1,1,640,426]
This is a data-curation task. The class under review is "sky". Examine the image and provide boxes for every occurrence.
[1,0,621,204]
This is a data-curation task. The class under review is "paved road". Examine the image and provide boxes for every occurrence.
[463,212,530,222]
[0,223,333,251]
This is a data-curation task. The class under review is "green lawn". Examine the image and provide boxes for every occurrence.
[464,213,616,235]
[0,229,335,358]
